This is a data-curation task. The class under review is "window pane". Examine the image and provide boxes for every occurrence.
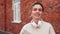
[12,0,21,23]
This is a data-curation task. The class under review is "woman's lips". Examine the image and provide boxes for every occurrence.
[34,13,40,16]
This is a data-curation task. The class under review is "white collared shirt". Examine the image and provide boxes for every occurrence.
[20,20,56,34]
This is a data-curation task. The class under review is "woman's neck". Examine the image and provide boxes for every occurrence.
[32,18,40,24]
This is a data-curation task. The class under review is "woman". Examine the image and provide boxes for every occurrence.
[20,2,56,34]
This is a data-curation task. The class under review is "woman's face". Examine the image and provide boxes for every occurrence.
[31,4,43,19]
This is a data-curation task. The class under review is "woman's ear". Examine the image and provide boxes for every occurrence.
[29,9,32,17]
[29,14,32,18]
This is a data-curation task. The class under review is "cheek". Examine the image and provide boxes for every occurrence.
[39,12,42,14]
[32,10,36,13]
[32,11,43,15]
[31,11,36,14]
[31,11,43,16]
[31,11,35,16]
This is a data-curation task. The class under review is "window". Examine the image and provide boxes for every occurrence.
[12,0,21,23]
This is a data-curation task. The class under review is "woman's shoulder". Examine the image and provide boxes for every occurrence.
[22,22,31,29]
[42,21,53,27]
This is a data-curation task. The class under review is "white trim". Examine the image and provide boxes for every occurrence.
[12,0,21,23]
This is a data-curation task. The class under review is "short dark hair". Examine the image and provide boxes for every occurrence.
[30,2,44,11]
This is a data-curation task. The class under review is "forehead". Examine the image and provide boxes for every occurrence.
[32,4,42,9]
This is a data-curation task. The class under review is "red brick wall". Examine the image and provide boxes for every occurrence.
[0,0,5,31]
[0,0,60,34]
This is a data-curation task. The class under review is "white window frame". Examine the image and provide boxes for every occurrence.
[12,0,21,23]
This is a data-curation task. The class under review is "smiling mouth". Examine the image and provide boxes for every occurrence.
[35,13,41,16]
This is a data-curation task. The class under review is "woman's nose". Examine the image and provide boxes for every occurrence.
[36,10,39,12]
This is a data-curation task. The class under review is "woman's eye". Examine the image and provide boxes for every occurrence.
[39,9,42,11]
[33,8,37,11]
[33,8,42,11]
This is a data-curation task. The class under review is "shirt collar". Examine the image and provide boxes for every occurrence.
[31,20,43,28]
